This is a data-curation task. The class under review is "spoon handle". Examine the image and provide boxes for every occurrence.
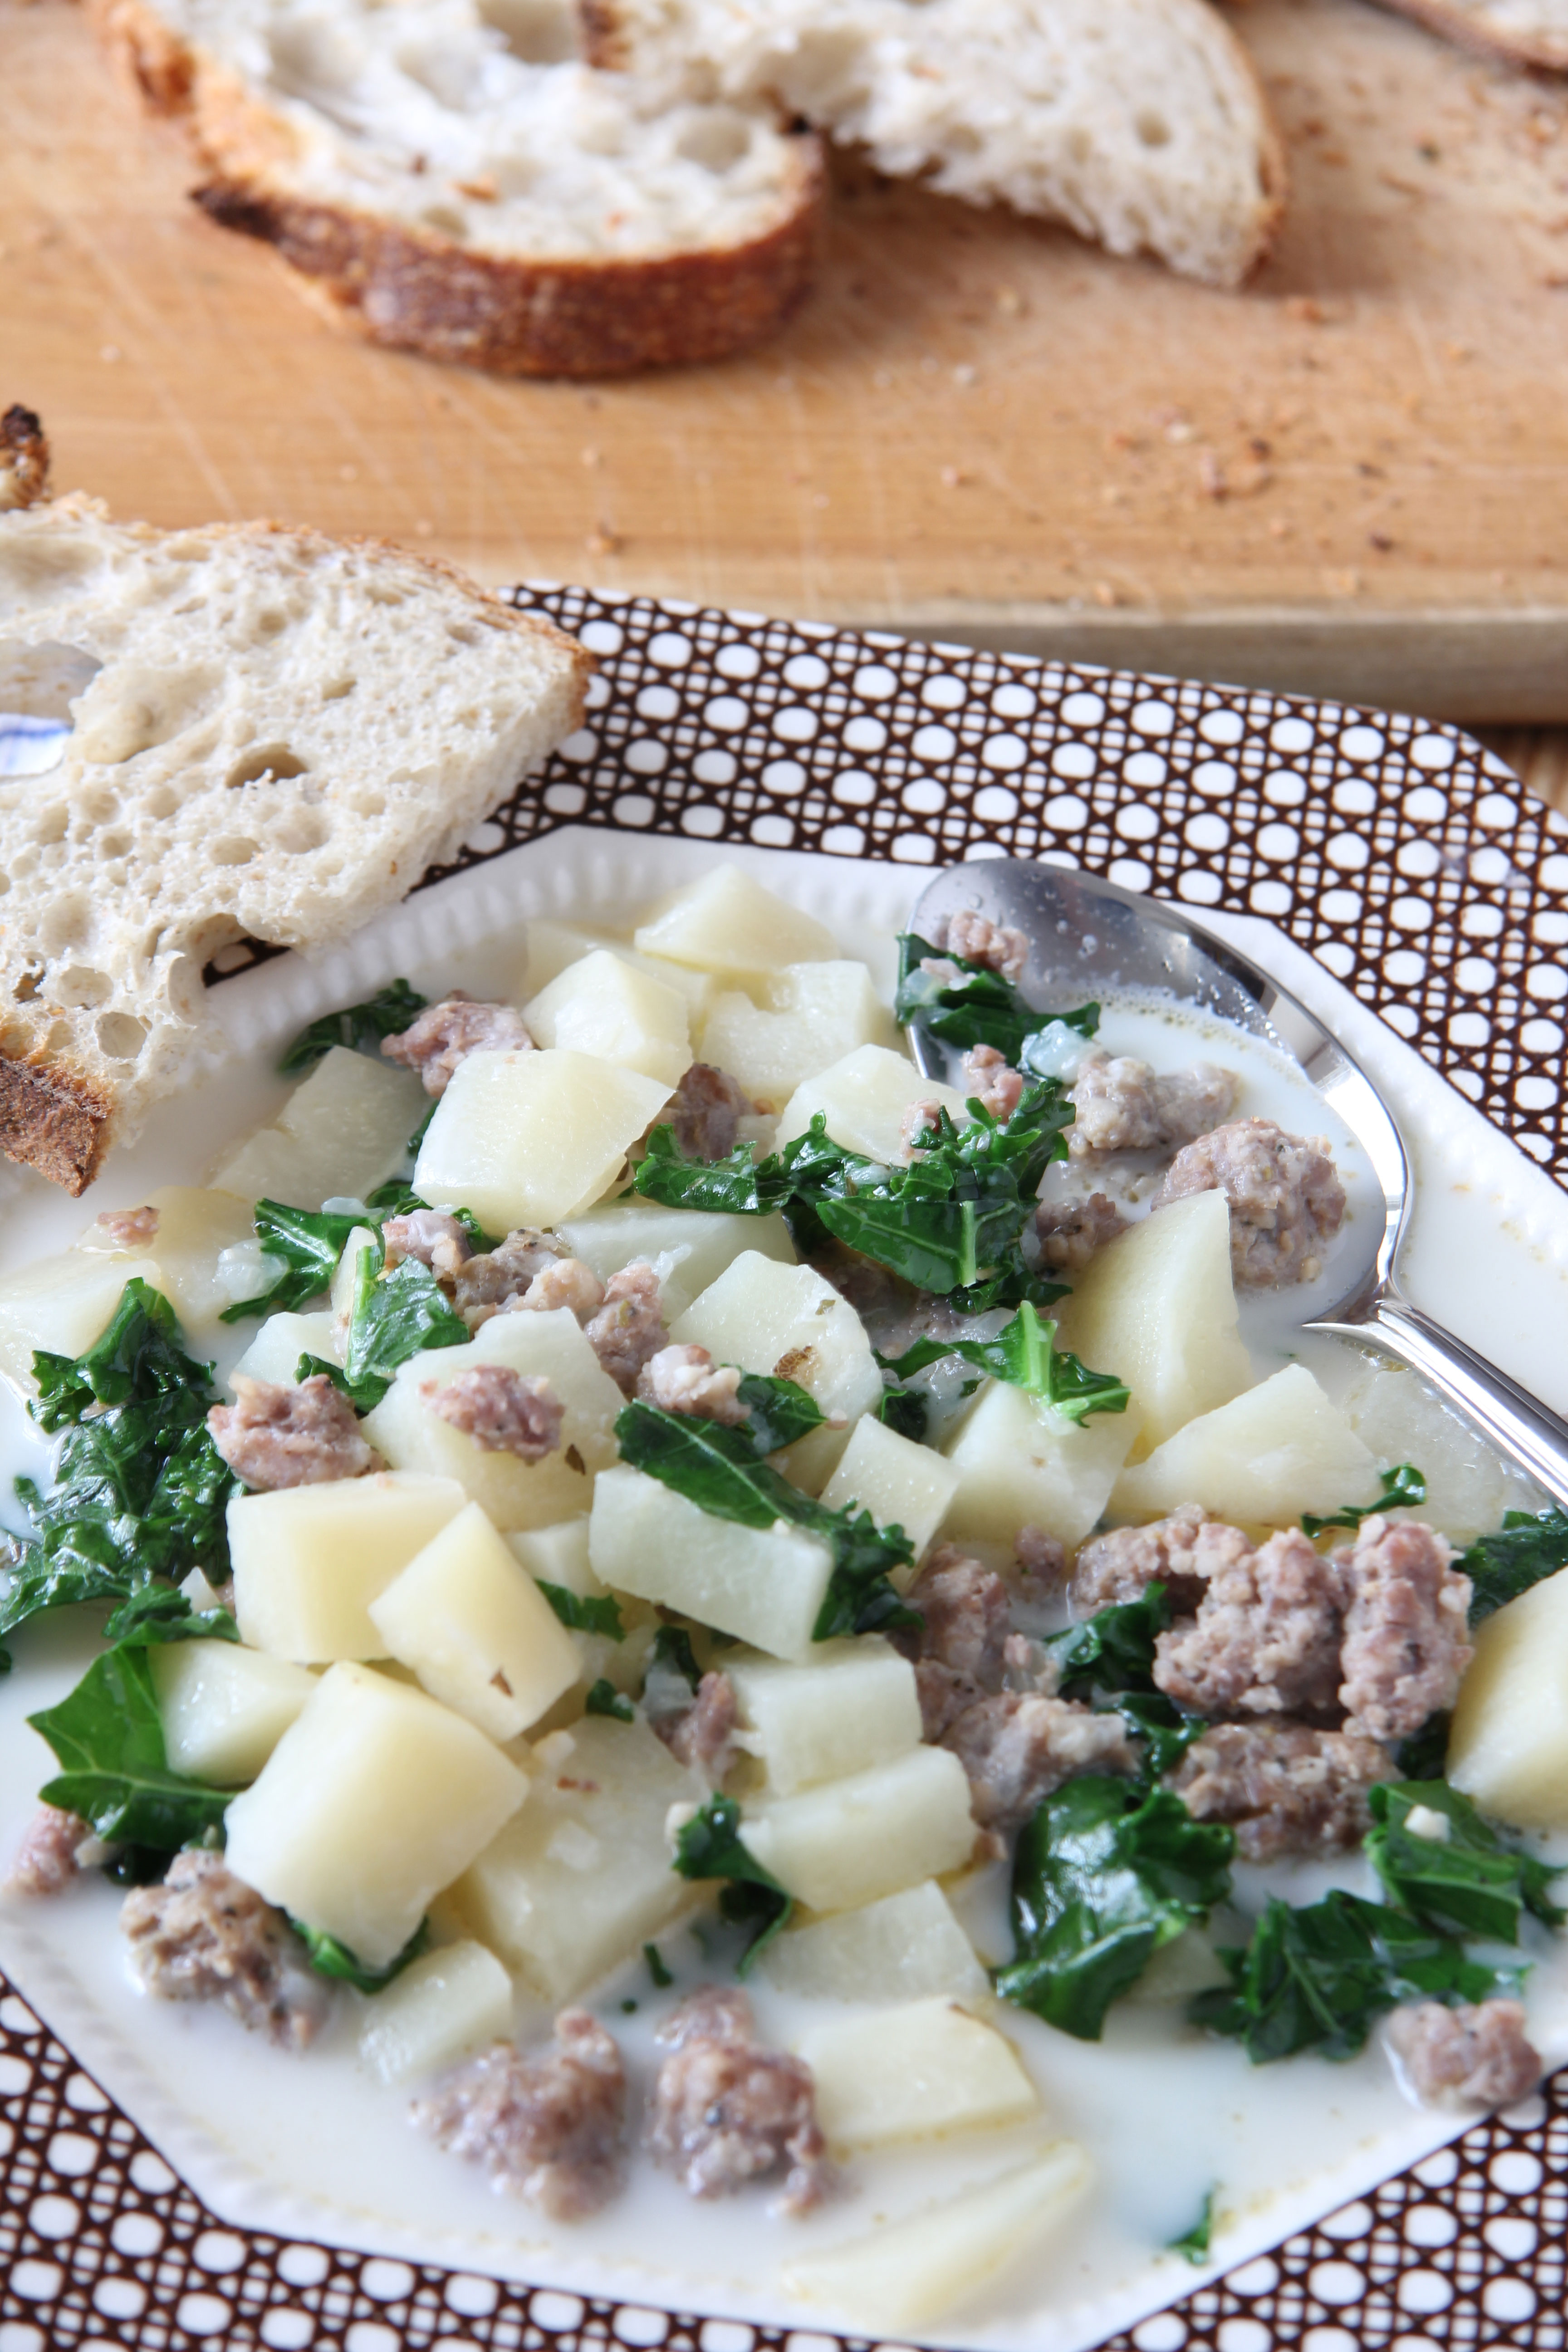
[1310,1301,1568,1513]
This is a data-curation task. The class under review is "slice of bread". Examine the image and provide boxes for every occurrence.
[90,0,825,376]
[583,0,1287,290]
[1367,0,1568,69]
[0,472,589,1193]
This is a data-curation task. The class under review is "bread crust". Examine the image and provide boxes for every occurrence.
[1367,0,1568,69]
[0,407,51,513]
[0,1053,112,1197]
[91,0,826,377]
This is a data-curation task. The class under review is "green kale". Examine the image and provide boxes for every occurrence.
[1365,1780,1564,1943]
[293,1917,431,1993]
[996,1776,1236,2040]
[277,979,428,1075]
[732,1372,826,1455]
[631,1125,792,1216]
[1191,1889,1522,2064]
[647,1624,703,1690]
[1167,2188,1218,2265]
[1301,1463,1427,1539]
[585,1678,635,1721]
[1097,1688,1209,1781]
[1458,1508,1568,1624]
[644,1941,674,1988]
[1047,1582,1172,1699]
[1394,1712,1451,1783]
[671,1794,793,1975]
[342,1245,470,1396]
[27,1638,232,1851]
[894,931,1099,1063]
[537,1582,626,1640]
[218,1199,369,1323]
[880,1299,1129,1424]
[876,1384,930,1443]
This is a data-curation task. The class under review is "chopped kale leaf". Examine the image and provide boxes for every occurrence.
[894,931,1099,1063]
[294,1917,431,1993]
[1168,2187,1218,2265]
[277,980,428,1075]
[537,1582,626,1640]
[880,1299,1129,1424]
[1365,1780,1564,1943]
[1301,1463,1427,1539]
[1459,1508,1568,1624]
[1048,1582,1172,1700]
[671,1794,793,1975]
[585,1679,635,1721]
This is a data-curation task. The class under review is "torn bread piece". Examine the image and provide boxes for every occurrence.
[0,480,588,1193]
[89,0,825,376]
[1366,0,1568,69]
[583,0,1287,290]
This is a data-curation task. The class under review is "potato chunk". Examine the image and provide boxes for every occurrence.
[1053,1191,1252,1454]
[698,963,897,1107]
[819,1414,959,1563]
[782,2143,1094,2329]
[523,921,717,1020]
[229,1308,338,1390]
[670,1251,881,1433]
[556,1200,796,1323]
[76,1186,256,1333]
[942,1380,1139,1547]
[799,1999,1038,2151]
[358,1940,514,2086]
[456,1716,703,2000]
[224,1661,528,1968]
[1448,1568,1568,1830]
[588,1463,834,1662]
[151,1640,318,1785]
[758,1881,988,2004]
[1112,1363,1378,1524]
[415,1047,674,1232]
[632,863,839,981]
[210,1047,425,1210]
[230,1471,467,1663]
[776,1043,968,1164]
[727,1638,921,1795]
[524,948,692,1089]
[741,1745,977,1912]
[369,1501,583,1742]
[0,1249,162,1395]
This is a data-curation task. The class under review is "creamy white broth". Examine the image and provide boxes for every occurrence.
[0,833,1565,2351]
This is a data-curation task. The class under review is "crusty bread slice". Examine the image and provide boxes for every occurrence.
[0,486,589,1193]
[583,0,1286,289]
[90,0,824,376]
[1367,0,1568,68]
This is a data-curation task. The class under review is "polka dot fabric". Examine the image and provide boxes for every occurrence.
[10,593,1568,2352]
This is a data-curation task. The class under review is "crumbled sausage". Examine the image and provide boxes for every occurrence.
[650,1670,740,1780]
[6,1803,90,1895]
[382,993,534,1097]
[414,2011,627,2218]
[451,1229,568,1332]
[1014,1525,1068,1587]
[381,1209,473,1280]
[894,1545,1013,1735]
[647,1986,831,2215]
[1333,1516,1473,1741]
[637,1343,747,1424]
[1072,1504,1236,1618]
[1386,1999,1543,2111]
[942,1693,1140,1831]
[1068,1049,1238,1159]
[422,1366,564,1460]
[120,1850,328,2048]
[938,910,1030,984]
[208,1373,382,1490]
[583,1261,666,1393]
[1033,1190,1129,1271]
[1153,1117,1347,1287]
[1167,1720,1391,1861]
[665,1062,755,1158]
[1154,1527,1346,1718]
[516,1257,607,1319]
[960,1043,1024,1121]
[95,1204,159,1247]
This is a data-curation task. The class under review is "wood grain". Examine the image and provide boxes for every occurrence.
[4,0,1568,719]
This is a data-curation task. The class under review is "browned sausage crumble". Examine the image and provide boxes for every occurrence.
[382,993,535,1097]
[422,1365,564,1460]
[6,1803,92,1895]
[120,1850,328,2048]
[1153,1114,1347,1285]
[1385,1999,1543,2110]
[647,1986,832,2215]
[414,2010,627,2218]
[209,1373,383,1490]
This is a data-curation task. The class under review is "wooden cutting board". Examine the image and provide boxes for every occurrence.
[5,0,1568,720]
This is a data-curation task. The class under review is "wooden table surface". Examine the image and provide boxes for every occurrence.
[5,0,1568,731]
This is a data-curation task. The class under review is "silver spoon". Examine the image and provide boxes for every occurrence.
[907,857,1568,1509]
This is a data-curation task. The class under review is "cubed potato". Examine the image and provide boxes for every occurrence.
[358,1940,514,2086]
[229,1308,339,1390]
[776,1043,968,1163]
[1448,1569,1568,1830]
[555,1201,796,1324]
[524,949,692,1089]
[697,963,897,1109]
[759,1881,989,2004]
[782,2143,1094,2330]
[230,1472,468,1663]
[0,1250,162,1394]
[631,863,839,981]
[1052,1192,1253,1455]
[942,1380,1140,1548]
[589,1464,834,1662]
[224,1661,528,1968]
[799,1998,1038,2152]
[361,1308,624,1531]
[76,1187,256,1333]
[728,1637,921,1795]
[369,1501,582,1742]
[150,1639,318,1784]
[210,1047,425,1210]
[670,1253,882,1432]
[741,1744,977,1912]
[819,1415,959,1563]
[522,922,716,1021]
[414,1047,673,1232]
[1112,1364,1378,1525]
[455,1715,703,2000]
[1342,1364,1531,1545]
[506,1517,601,1597]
